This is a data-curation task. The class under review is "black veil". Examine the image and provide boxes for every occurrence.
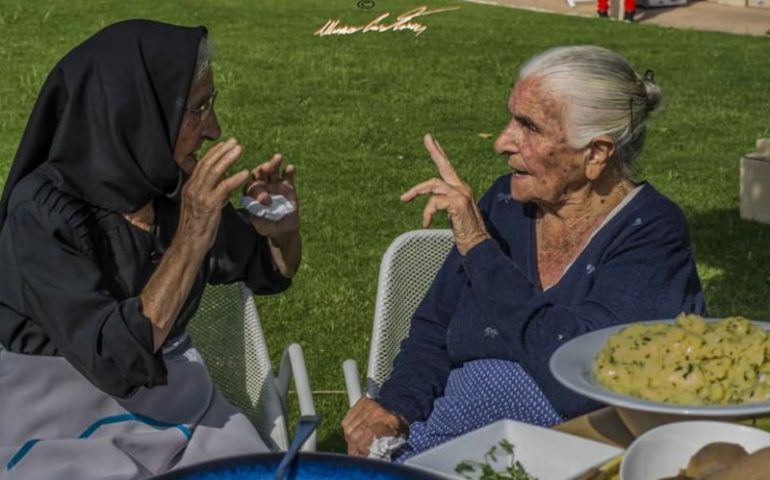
[0,19,207,226]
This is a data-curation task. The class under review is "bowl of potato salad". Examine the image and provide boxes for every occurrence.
[550,314,770,436]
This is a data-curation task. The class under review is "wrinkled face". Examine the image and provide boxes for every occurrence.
[494,78,589,207]
[174,69,221,175]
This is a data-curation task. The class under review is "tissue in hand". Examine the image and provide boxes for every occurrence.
[241,195,295,221]
[368,435,407,462]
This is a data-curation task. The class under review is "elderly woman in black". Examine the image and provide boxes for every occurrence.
[0,20,299,478]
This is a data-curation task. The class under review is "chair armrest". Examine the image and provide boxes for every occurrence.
[278,343,317,451]
[342,359,363,407]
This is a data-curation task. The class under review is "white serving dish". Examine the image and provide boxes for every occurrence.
[620,420,770,480]
[549,319,770,427]
[404,419,622,480]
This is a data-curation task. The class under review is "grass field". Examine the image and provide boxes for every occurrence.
[1,0,769,452]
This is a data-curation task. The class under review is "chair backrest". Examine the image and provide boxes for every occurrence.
[189,282,290,451]
[366,229,455,397]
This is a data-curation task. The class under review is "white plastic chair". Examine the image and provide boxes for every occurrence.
[343,229,455,407]
[189,282,316,451]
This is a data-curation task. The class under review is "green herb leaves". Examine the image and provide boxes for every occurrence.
[454,439,537,480]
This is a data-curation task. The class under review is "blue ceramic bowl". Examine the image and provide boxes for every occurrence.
[152,452,445,480]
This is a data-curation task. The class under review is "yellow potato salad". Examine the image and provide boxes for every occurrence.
[594,314,770,405]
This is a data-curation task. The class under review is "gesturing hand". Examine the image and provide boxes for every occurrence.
[401,134,490,255]
[244,153,299,239]
[180,138,249,250]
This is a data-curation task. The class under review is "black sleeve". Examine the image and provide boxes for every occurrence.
[205,204,291,295]
[4,197,166,398]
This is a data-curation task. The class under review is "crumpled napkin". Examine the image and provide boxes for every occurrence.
[367,435,407,462]
[241,194,295,221]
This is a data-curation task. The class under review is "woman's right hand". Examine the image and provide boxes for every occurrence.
[341,397,409,457]
[400,134,490,255]
[178,138,249,250]
[141,139,249,351]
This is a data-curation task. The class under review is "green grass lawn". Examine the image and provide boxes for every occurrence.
[1,0,769,452]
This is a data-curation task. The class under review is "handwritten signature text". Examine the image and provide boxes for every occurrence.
[315,6,460,37]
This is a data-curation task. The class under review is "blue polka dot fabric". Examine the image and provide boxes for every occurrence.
[393,359,564,462]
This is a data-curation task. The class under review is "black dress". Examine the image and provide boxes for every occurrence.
[0,20,293,477]
[0,168,290,398]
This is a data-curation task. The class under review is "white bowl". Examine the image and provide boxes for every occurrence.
[620,420,770,480]
[405,419,622,480]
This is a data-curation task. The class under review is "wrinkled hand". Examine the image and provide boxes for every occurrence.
[244,153,299,238]
[341,397,408,457]
[401,134,490,255]
[180,138,249,250]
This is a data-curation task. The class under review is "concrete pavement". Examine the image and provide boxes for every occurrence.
[463,0,770,36]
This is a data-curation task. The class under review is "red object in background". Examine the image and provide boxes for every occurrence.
[597,0,636,12]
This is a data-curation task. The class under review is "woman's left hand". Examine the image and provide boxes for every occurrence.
[244,153,299,239]
[401,134,490,255]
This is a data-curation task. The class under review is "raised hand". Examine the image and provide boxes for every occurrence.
[143,138,249,350]
[401,134,490,255]
[244,153,299,239]
[179,138,249,250]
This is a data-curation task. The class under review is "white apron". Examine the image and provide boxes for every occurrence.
[0,335,268,479]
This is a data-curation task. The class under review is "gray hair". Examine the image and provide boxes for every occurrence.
[194,36,213,80]
[519,46,661,177]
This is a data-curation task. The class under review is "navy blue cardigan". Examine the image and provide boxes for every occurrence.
[378,176,706,422]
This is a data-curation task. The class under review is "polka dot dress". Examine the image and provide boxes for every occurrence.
[393,359,563,462]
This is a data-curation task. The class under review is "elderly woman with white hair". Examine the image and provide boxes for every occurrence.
[342,45,706,460]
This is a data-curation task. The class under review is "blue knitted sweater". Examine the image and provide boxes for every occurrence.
[378,175,706,423]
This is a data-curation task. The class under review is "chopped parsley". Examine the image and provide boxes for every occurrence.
[454,439,537,480]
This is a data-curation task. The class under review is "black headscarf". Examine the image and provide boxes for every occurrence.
[0,19,207,226]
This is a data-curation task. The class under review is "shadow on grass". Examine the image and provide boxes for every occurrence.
[689,208,770,320]
[321,428,348,453]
